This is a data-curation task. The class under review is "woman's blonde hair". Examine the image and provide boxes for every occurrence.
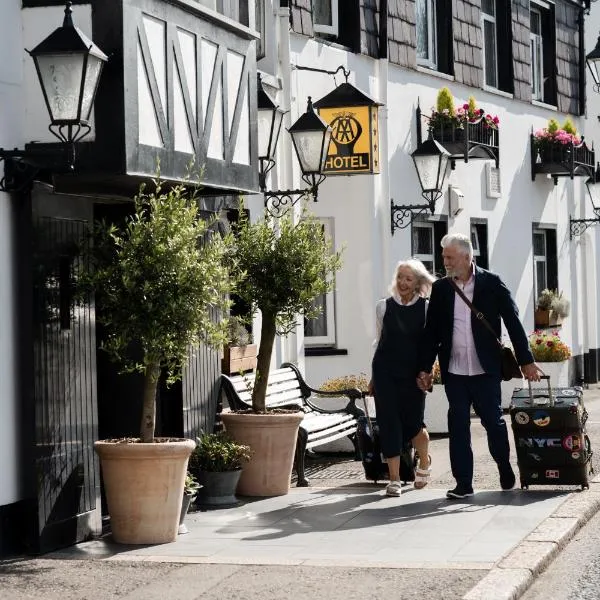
[388,259,436,298]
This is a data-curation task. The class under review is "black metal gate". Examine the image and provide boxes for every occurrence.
[28,199,100,553]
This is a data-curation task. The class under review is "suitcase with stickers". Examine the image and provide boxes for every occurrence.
[509,376,593,490]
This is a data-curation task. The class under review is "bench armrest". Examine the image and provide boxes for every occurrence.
[280,362,365,418]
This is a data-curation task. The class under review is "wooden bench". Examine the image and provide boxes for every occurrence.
[219,362,364,486]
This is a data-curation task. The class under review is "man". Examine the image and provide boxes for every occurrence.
[418,233,543,499]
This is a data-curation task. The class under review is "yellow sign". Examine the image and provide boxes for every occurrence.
[318,105,380,175]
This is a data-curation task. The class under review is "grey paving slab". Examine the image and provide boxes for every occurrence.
[71,485,568,570]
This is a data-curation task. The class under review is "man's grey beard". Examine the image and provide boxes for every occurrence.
[445,267,456,277]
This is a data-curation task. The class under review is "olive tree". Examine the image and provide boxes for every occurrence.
[232,209,343,412]
[87,177,234,442]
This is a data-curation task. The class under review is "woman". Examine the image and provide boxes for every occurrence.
[368,259,436,496]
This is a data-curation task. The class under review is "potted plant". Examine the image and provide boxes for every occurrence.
[428,87,463,141]
[86,173,234,544]
[529,329,572,386]
[179,473,201,534]
[188,432,252,508]
[534,289,570,328]
[221,208,343,496]
[222,318,257,375]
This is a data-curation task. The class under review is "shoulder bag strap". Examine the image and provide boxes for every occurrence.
[448,278,503,348]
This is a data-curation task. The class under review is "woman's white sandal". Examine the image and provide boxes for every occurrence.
[385,481,402,496]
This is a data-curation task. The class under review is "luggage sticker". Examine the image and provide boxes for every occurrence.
[572,452,581,460]
[514,411,530,425]
[562,434,583,452]
[546,469,560,479]
[533,411,550,427]
[561,389,577,396]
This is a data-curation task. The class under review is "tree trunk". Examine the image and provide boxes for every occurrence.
[251,311,277,413]
[140,361,160,442]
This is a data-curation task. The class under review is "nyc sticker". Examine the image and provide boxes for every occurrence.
[533,411,550,427]
[514,411,530,425]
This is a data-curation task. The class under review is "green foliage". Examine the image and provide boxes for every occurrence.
[184,472,201,495]
[562,117,577,135]
[189,432,252,472]
[86,176,234,384]
[467,95,477,119]
[547,118,560,134]
[231,209,343,336]
[436,87,455,114]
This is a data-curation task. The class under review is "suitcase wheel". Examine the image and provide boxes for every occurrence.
[521,482,529,490]
[582,484,589,491]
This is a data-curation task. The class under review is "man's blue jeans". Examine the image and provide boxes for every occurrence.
[444,373,511,487]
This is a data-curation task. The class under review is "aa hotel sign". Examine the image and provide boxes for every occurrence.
[314,83,381,175]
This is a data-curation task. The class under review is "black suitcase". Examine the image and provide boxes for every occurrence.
[509,376,593,490]
[356,400,416,483]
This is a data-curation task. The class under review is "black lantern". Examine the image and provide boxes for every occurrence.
[587,35,600,94]
[390,134,450,233]
[29,1,108,143]
[0,1,108,192]
[288,97,332,199]
[411,135,451,210]
[571,162,600,238]
[257,76,285,192]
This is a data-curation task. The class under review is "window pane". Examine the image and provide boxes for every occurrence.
[416,0,430,59]
[412,225,433,255]
[536,260,547,296]
[482,0,495,16]
[255,0,265,59]
[313,0,332,26]
[422,260,434,275]
[305,294,327,337]
[533,232,546,256]
[484,19,497,87]
[531,9,541,34]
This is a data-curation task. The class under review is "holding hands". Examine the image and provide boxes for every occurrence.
[417,371,433,392]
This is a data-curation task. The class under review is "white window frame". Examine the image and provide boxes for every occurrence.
[530,5,544,101]
[416,0,437,69]
[313,0,339,36]
[533,228,548,303]
[304,218,336,347]
[412,222,436,274]
[471,225,481,259]
[481,0,498,88]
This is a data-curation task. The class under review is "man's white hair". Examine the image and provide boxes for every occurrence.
[441,233,473,261]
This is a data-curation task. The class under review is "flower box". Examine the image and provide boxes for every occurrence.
[534,308,562,328]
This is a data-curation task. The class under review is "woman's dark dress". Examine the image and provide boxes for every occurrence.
[372,296,426,458]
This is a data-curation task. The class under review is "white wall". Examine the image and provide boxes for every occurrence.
[0,0,23,506]
[285,33,594,388]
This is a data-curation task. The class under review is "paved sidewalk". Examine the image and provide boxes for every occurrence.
[2,384,600,600]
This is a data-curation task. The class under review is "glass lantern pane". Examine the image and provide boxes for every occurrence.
[413,154,441,191]
[319,128,332,171]
[291,129,326,173]
[36,52,85,121]
[80,54,104,122]
[257,109,273,158]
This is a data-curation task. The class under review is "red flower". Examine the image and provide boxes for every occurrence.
[546,341,554,347]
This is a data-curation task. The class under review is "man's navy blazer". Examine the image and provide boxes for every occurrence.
[420,266,534,380]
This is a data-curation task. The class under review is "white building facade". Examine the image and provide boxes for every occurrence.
[249,0,600,393]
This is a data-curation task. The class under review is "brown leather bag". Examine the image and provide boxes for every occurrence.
[449,279,522,381]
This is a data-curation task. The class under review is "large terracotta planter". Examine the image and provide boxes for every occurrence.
[221,412,303,497]
[94,438,195,544]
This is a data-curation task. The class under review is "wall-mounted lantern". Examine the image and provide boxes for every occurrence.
[587,35,600,94]
[312,82,381,175]
[257,79,332,217]
[391,134,450,233]
[0,1,108,192]
[570,163,600,238]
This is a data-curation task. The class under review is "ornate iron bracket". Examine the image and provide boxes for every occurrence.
[0,143,76,193]
[390,190,441,234]
[263,173,325,218]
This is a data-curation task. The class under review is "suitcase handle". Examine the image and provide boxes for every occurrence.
[526,375,555,407]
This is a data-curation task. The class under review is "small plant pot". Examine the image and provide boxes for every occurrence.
[195,469,243,508]
[178,492,198,535]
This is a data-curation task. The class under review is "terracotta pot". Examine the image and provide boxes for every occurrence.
[94,438,195,544]
[221,412,303,497]
[534,308,563,328]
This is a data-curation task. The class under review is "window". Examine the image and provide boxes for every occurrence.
[530,0,556,105]
[412,220,448,277]
[416,0,437,69]
[481,0,513,92]
[530,8,543,100]
[482,0,498,88]
[532,227,557,304]
[415,0,453,75]
[313,0,339,36]
[470,222,489,270]
[304,219,336,346]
